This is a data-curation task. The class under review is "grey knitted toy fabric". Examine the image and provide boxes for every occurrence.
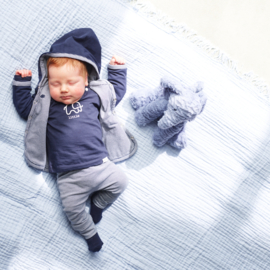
[130,77,207,150]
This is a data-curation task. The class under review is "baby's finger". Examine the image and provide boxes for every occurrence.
[116,57,125,65]
[15,70,23,75]
[22,69,31,77]
[24,70,29,77]
[15,69,32,77]
[20,70,26,77]
[110,58,116,65]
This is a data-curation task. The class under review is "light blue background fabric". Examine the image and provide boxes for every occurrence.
[1,0,270,269]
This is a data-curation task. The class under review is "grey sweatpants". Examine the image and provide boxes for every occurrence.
[57,160,128,239]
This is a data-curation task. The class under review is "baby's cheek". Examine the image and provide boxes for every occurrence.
[49,88,59,101]
[74,86,85,97]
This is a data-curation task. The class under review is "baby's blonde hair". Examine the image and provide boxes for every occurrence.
[47,57,88,78]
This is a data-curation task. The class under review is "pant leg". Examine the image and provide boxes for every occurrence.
[57,168,99,239]
[92,161,129,209]
[57,161,128,239]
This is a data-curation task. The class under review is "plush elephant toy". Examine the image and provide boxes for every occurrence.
[130,77,207,150]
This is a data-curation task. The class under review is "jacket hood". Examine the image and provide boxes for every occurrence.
[38,28,101,83]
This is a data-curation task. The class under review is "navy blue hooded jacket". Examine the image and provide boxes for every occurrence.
[13,28,127,173]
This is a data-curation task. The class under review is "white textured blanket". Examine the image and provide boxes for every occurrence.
[1,0,270,269]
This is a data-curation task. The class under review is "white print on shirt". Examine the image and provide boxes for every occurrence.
[68,115,80,119]
[63,102,83,116]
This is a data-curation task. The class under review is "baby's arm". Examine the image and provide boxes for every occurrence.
[13,69,36,120]
[108,55,127,106]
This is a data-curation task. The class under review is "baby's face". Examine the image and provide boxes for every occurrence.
[48,64,88,104]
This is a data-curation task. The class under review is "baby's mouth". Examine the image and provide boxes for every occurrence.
[61,96,71,100]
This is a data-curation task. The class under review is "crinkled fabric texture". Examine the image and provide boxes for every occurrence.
[1,0,270,269]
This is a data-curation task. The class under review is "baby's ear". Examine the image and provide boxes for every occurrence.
[85,76,89,86]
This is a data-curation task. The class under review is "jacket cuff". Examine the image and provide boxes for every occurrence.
[13,75,32,86]
[14,75,32,81]
[107,63,127,70]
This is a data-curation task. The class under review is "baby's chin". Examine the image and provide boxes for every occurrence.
[61,100,73,105]
[52,97,80,105]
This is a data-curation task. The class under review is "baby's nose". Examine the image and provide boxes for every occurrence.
[61,84,68,92]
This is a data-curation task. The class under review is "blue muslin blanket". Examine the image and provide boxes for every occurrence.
[1,0,270,269]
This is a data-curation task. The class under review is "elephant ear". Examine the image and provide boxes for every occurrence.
[161,77,204,96]
[129,85,164,110]
[198,90,207,114]
[195,81,204,93]
[160,77,187,95]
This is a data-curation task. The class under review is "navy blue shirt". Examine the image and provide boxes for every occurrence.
[13,66,127,173]
[47,88,108,173]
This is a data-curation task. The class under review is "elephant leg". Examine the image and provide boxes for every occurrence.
[135,98,168,127]
[167,122,187,149]
[153,122,185,147]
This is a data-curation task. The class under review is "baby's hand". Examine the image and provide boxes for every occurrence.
[15,69,32,78]
[109,55,125,65]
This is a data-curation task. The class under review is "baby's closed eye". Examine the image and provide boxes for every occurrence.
[68,81,78,85]
[50,82,60,87]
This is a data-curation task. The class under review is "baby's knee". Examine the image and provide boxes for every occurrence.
[114,170,129,194]
[119,173,129,192]
[108,163,129,194]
